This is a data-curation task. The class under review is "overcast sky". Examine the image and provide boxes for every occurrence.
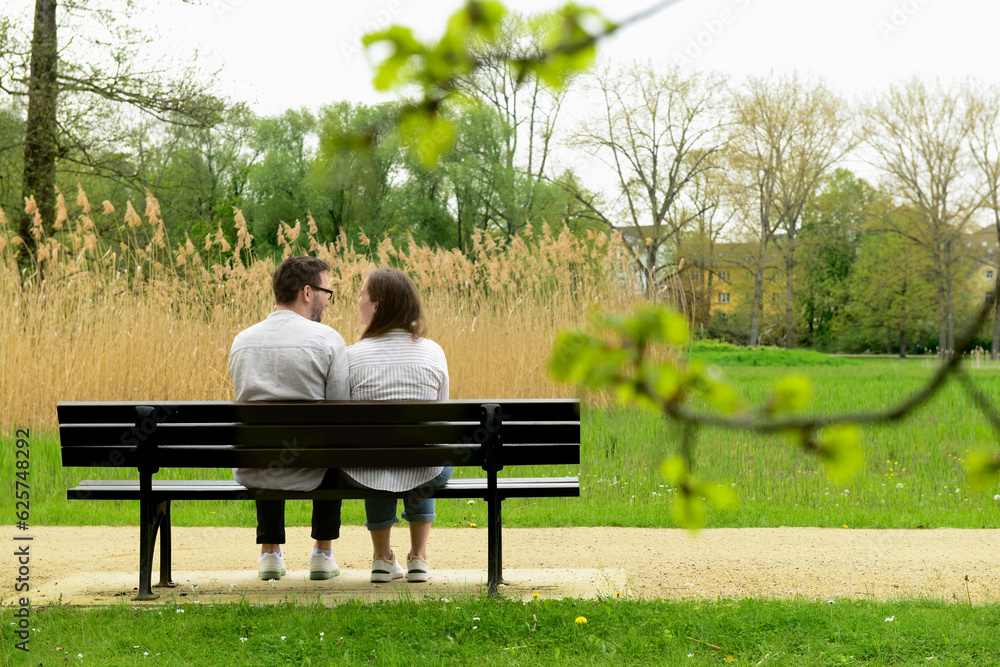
[6,0,999,204]
[130,0,1000,115]
[5,0,998,114]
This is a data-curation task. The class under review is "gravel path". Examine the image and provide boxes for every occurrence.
[13,526,1000,606]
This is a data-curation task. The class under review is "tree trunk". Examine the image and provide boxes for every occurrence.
[783,243,795,349]
[886,326,892,356]
[899,327,907,359]
[993,213,1000,360]
[943,241,956,351]
[19,0,58,257]
[933,251,947,356]
[749,245,767,347]
[992,299,999,361]
[645,243,658,300]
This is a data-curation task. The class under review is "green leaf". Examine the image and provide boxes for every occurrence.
[533,4,616,90]
[549,329,627,389]
[614,304,688,346]
[363,26,424,91]
[816,423,864,482]
[671,491,705,533]
[702,482,739,510]
[644,361,681,401]
[398,108,455,167]
[767,375,812,415]
[549,329,598,382]
[658,456,686,485]
[446,0,507,42]
[659,457,736,531]
[966,451,1000,490]
[686,365,740,414]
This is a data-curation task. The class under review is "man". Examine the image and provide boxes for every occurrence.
[229,255,349,580]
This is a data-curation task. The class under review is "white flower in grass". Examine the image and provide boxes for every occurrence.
[994,495,1000,501]
[239,637,247,643]
[281,636,286,641]
[176,609,184,614]
[885,616,895,622]
[896,483,904,489]
[467,500,475,505]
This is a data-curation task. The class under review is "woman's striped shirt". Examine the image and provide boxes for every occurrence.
[342,329,449,492]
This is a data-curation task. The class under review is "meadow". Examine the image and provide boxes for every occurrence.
[3,192,1000,529]
[8,358,1000,531]
[4,596,1000,666]
[5,194,1000,667]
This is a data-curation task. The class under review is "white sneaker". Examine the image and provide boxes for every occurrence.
[406,556,431,583]
[259,551,286,580]
[371,554,406,583]
[309,549,341,580]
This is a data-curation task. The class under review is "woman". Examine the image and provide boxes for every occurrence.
[341,268,452,583]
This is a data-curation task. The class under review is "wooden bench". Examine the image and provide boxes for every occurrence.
[58,399,580,600]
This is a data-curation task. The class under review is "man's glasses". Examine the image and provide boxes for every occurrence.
[308,285,334,300]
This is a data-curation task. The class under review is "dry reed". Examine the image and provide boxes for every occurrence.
[2,189,642,430]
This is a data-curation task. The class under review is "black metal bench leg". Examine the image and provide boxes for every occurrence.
[154,500,176,588]
[135,493,159,600]
[487,498,503,597]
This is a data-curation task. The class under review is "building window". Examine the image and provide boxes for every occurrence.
[719,292,730,304]
[988,270,995,280]
[987,292,995,306]
[718,270,729,281]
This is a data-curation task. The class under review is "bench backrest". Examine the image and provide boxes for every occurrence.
[58,400,581,470]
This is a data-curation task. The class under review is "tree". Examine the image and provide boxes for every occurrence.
[140,105,258,240]
[841,209,936,356]
[452,11,573,238]
[797,169,880,349]
[675,167,733,329]
[965,82,1000,359]
[727,74,851,348]
[865,78,979,353]
[1,0,226,259]
[570,62,728,297]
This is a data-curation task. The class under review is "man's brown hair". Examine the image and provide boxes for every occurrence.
[272,256,331,306]
[361,268,427,340]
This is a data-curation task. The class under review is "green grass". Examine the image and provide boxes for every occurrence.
[4,597,1000,666]
[689,340,859,367]
[7,358,1000,530]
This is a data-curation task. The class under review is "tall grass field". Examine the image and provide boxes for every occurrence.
[1,189,639,429]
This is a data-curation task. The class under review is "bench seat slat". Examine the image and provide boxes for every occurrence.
[61,442,581,468]
[68,477,580,500]
[57,400,581,425]
[59,422,580,448]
